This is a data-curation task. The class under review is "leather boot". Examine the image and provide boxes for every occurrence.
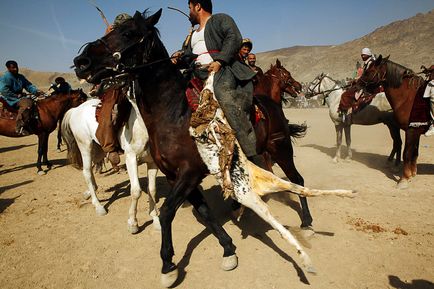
[108,151,121,172]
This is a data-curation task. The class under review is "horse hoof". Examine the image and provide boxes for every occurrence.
[306,266,317,274]
[83,191,91,200]
[96,206,107,216]
[332,157,339,164]
[396,180,409,190]
[221,254,238,271]
[161,268,178,288]
[56,149,61,153]
[301,227,315,238]
[344,157,352,162]
[128,223,139,234]
[37,170,46,176]
[152,217,161,231]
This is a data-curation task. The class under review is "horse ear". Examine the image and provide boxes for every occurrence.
[145,8,162,27]
[276,59,281,67]
[375,55,383,66]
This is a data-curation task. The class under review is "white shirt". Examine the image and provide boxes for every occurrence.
[191,28,213,65]
[423,80,434,99]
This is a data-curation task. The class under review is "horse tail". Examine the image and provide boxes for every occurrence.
[61,110,83,169]
[287,121,307,139]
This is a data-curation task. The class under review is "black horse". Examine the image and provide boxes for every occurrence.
[73,10,317,286]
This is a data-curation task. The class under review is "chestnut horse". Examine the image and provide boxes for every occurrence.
[0,90,87,174]
[358,55,429,188]
[254,59,302,105]
[73,10,353,286]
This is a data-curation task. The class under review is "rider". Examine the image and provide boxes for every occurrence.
[238,38,252,62]
[423,65,434,136]
[247,53,264,76]
[172,0,265,168]
[94,12,133,171]
[0,60,44,135]
[49,76,71,94]
[338,47,377,116]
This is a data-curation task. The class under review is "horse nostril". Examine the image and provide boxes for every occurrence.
[74,56,91,72]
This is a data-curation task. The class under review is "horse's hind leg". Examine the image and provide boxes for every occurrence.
[333,124,343,163]
[187,188,237,270]
[81,152,106,215]
[36,134,47,175]
[57,119,62,152]
[235,189,315,273]
[343,125,352,161]
[269,139,312,228]
[147,162,160,230]
[125,152,142,233]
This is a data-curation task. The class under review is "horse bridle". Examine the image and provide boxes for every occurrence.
[307,74,343,98]
[267,68,298,90]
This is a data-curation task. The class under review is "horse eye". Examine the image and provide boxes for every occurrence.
[123,32,132,38]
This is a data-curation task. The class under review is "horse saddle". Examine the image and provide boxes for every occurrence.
[408,81,430,127]
[186,77,265,125]
[339,86,382,114]
[95,88,131,128]
[0,98,18,119]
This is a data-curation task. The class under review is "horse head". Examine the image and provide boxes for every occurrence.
[358,54,389,90]
[73,9,164,84]
[268,59,302,98]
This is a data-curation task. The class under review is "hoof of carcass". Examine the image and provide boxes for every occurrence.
[301,227,315,238]
[83,191,91,200]
[37,170,46,176]
[128,222,139,234]
[96,206,107,216]
[396,179,409,190]
[152,216,161,231]
[161,268,178,288]
[221,254,238,271]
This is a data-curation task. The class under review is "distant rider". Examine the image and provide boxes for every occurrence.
[423,65,434,136]
[0,60,44,135]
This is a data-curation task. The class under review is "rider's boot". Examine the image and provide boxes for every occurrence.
[108,151,121,172]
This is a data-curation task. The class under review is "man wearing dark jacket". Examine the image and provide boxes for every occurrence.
[174,0,264,167]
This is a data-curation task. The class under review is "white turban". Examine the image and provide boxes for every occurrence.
[361,48,372,56]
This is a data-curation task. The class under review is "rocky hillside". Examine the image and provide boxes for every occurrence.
[1,9,432,90]
[256,9,434,83]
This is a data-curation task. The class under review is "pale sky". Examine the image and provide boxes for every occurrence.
[0,0,433,72]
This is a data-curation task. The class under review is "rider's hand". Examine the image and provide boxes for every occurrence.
[208,61,222,73]
[171,51,183,65]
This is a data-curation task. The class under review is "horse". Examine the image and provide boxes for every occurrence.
[73,10,354,287]
[306,73,402,166]
[254,59,302,105]
[357,55,430,189]
[61,90,160,233]
[0,90,87,174]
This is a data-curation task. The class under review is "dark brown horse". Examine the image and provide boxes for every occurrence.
[0,90,87,174]
[254,59,302,105]
[358,55,429,188]
[73,10,317,286]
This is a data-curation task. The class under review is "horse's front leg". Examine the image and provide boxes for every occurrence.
[36,134,45,175]
[57,119,62,152]
[343,124,352,161]
[187,188,237,270]
[333,124,343,163]
[159,177,195,288]
[398,134,412,189]
[42,133,52,170]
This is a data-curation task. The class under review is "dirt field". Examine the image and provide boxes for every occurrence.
[1,107,433,289]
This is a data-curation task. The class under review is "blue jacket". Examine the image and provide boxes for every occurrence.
[0,71,38,107]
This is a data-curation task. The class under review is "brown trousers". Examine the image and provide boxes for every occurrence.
[16,98,33,131]
[95,89,122,153]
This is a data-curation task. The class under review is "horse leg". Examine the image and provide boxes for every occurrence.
[57,119,62,152]
[410,131,420,177]
[234,188,315,273]
[269,139,312,228]
[125,151,143,234]
[159,175,201,287]
[187,188,237,270]
[81,152,106,215]
[36,134,45,175]
[386,123,402,169]
[333,124,343,163]
[42,133,52,170]
[398,132,413,189]
[344,125,352,161]
[147,162,161,231]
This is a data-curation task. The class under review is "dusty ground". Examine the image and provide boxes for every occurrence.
[1,107,433,289]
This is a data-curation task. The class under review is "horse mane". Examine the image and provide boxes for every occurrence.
[384,59,417,88]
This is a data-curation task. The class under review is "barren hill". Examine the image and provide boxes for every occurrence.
[1,10,432,89]
[256,9,434,82]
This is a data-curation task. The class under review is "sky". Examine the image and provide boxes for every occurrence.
[0,0,433,72]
